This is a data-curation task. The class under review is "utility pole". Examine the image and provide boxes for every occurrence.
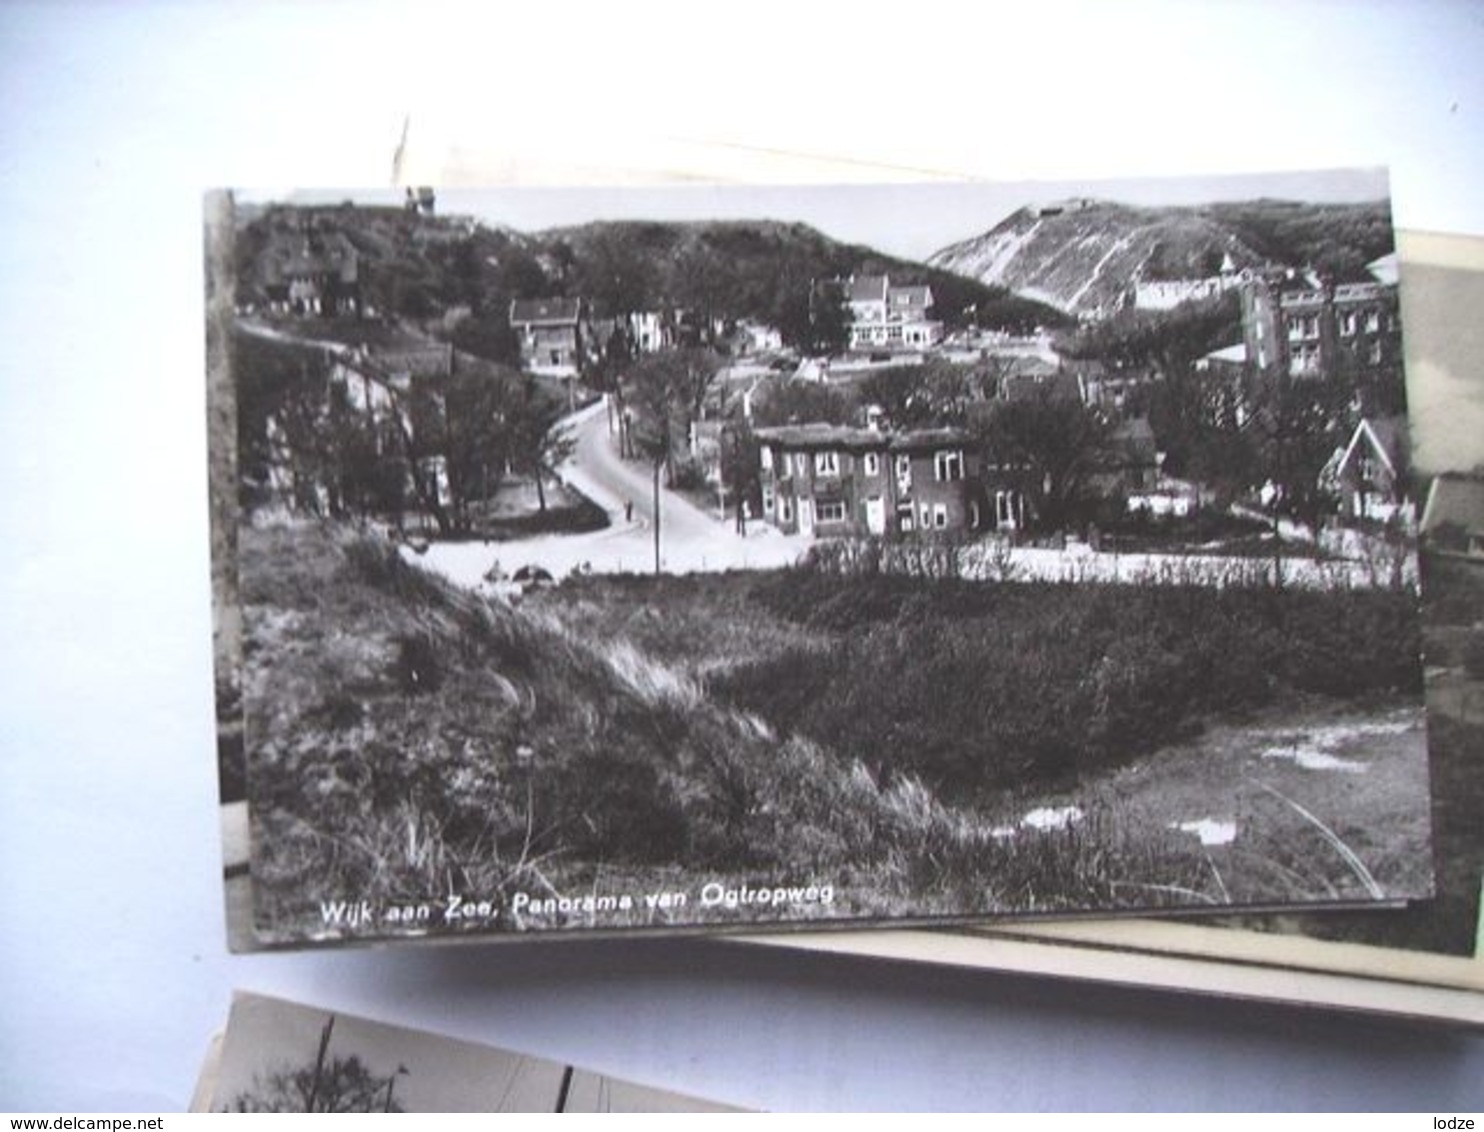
[653,457,662,575]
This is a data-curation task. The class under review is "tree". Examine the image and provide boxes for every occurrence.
[751,378,855,427]
[856,360,988,430]
[450,315,522,367]
[1251,370,1355,539]
[719,421,761,529]
[671,239,734,346]
[441,367,520,531]
[574,228,656,319]
[975,390,1115,531]
[772,274,851,357]
[1057,291,1241,373]
[805,278,851,357]
[227,1018,408,1113]
[625,349,720,572]
[229,1056,408,1113]
[508,375,576,513]
[586,318,636,393]
[1143,363,1258,498]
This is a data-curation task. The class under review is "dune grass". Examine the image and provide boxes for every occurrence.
[241,522,1426,941]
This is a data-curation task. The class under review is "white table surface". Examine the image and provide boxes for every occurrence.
[2,0,1483,1111]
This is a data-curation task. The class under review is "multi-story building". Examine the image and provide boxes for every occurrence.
[257,228,360,317]
[842,274,943,351]
[755,423,982,537]
[509,297,585,376]
[1238,269,1400,382]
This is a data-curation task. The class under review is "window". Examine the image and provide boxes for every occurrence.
[759,445,773,471]
[815,451,840,476]
[1369,340,1383,364]
[761,484,775,513]
[816,499,847,523]
[933,503,948,529]
[934,450,964,482]
[779,495,793,523]
[1365,310,1381,333]
[897,503,915,533]
[996,490,1024,529]
[1340,311,1358,337]
[920,503,931,526]
[795,453,809,477]
[863,452,881,476]
[895,454,912,479]
[1290,346,1319,376]
[1287,314,1318,343]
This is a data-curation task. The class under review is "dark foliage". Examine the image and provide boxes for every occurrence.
[715,571,1423,797]
[1057,291,1242,370]
[1204,198,1396,282]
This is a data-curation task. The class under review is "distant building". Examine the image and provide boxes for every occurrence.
[257,229,360,317]
[1366,252,1399,287]
[1028,198,1097,218]
[1091,417,1161,500]
[509,297,584,376]
[733,320,783,355]
[1420,474,1484,557]
[1130,253,1240,311]
[628,310,671,354]
[997,363,1085,404]
[1238,269,1400,382]
[755,423,984,537]
[842,274,943,351]
[1325,415,1412,523]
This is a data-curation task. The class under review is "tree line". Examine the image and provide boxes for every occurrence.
[235,328,573,538]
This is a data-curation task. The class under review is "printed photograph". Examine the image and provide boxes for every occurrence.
[207,170,1434,946]
[203,992,739,1112]
[752,231,1484,1025]
[1210,230,1484,961]
[1051,230,1484,969]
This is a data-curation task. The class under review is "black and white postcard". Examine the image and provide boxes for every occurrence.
[765,230,1482,1027]
[200,992,742,1112]
[207,170,1435,947]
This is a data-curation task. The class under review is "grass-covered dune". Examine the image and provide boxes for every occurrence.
[243,523,1148,939]
[240,523,1428,943]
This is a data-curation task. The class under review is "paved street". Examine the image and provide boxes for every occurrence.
[414,396,811,590]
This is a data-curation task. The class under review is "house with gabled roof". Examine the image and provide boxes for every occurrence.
[1420,474,1484,558]
[842,274,943,351]
[1326,415,1412,523]
[258,228,360,317]
[509,297,584,376]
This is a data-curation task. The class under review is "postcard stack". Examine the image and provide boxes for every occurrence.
[206,170,1482,1027]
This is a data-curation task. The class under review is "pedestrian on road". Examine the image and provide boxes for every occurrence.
[625,499,634,523]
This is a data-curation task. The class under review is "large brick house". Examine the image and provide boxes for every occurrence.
[1238,269,1400,382]
[755,423,984,537]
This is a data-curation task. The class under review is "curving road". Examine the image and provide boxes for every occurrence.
[415,396,810,589]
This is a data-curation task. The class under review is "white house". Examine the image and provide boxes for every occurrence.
[843,274,943,351]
